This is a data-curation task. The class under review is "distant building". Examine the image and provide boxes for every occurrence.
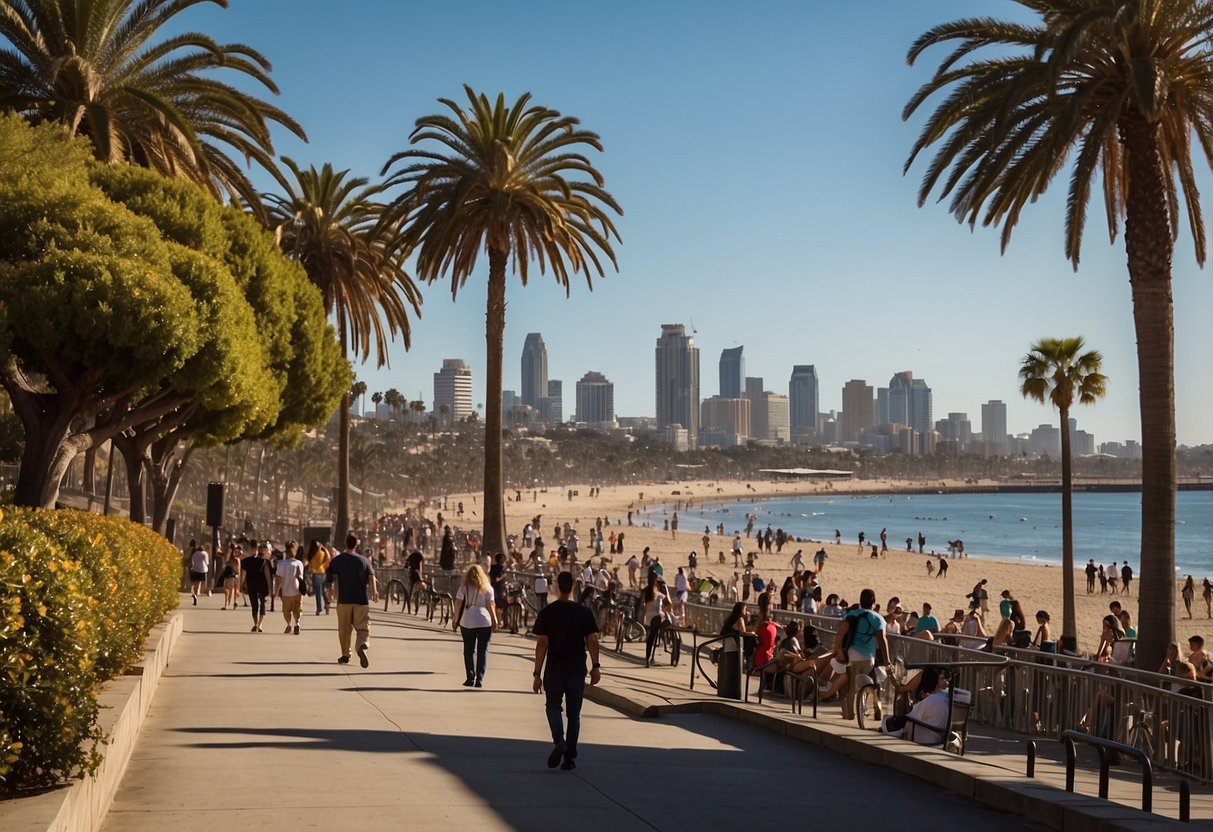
[540,379,562,425]
[840,379,875,442]
[575,371,615,425]
[655,324,699,448]
[936,412,972,445]
[521,333,548,409]
[981,400,1008,456]
[1028,423,1061,457]
[789,365,819,443]
[764,393,790,443]
[433,359,473,424]
[719,346,744,399]
[700,396,751,447]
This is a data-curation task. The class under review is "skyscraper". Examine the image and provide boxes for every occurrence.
[433,359,473,424]
[981,400,1008,456]
[789,365,819,442]
[520,333,548,409]
[887,371,913,426]
[840,379,875,441]
[909,378,933,434]
[575,371,615,424]
[540,379,562,425]
[719,346,744,399]
[655,324,699,448]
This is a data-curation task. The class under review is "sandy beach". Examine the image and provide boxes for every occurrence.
[443,478,1210,658]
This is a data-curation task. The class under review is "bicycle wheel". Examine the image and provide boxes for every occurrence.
[856,684,881,730]
[624,620,646,643]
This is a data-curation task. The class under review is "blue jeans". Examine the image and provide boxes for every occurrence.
[460,626,491,682]
[544,671,586,757]
[311,573,327,614]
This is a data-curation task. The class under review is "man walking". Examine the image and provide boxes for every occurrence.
[832,588,889,721]
[275,541,305,635]
[532,571,601,771]
[326,534,378,667]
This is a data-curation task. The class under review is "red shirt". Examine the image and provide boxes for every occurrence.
[754,622,779,666]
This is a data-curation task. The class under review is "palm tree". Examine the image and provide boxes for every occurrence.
[0,0,304,211]
[267,158,422,546]
[382,85,622,554]
[1019,337,1107,654]
[903,0,1208,670]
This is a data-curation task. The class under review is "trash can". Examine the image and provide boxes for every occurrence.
[717,632,743,700]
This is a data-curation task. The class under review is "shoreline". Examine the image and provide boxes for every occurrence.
[433,477,1212,657]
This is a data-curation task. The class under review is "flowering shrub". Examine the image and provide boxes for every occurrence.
[0,508,179,793]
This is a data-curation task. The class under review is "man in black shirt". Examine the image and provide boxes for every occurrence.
[532,571,600,771]
[326,534,378,667]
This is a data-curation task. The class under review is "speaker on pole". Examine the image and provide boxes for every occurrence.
[206,482,225,528]
[165,517,176,544]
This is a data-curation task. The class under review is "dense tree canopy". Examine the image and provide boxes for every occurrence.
[0,115,345,509]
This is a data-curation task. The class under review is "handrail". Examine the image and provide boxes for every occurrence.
[691,631,742,693]
[1061,729,1153,813]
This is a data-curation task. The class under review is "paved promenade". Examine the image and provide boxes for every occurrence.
[100,598,1045,831]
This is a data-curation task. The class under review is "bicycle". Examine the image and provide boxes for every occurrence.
[854,664,889,730]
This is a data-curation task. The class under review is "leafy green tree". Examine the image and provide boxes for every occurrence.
[0,115,343,510]
[383,86,622,553]
[267,158,421,547]
[384,388,405,420]
[0,0,304,213]
[903,0,1206,669]
[1019,337,1107,653]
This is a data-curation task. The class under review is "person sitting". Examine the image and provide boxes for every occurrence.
[990,617,1015,648]
[1095,614,1126,663]
[882,666,953,744]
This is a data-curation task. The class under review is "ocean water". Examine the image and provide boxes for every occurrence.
[666,490,1212,577]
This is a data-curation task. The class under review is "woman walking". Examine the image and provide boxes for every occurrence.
[306,539,331,615]
[239,542,272,632]
[1181,575,1196,618]
[220,548,240,609]
[641,572,671,668]
[452,564,499,687]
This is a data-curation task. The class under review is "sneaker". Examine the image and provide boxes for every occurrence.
[474,680,483,688]
[192,595,197,606]
[357,644,369,668]
[293,624,300,635]
[547,742,567,769]
[256,626,263,633]
[284,626,292,634]
[462,679,475,687]
[251,626,258,632]
[337,655,350,665]
[560,758,577,771]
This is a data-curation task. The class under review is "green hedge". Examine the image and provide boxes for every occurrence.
[0,507,179,793]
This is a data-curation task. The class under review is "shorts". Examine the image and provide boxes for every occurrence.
[675,591,688,602]
[189,571,207,583]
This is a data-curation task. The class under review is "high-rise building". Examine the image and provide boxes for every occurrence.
[719,346,744,399]
[764,393,790,443]
[789,365,819,443]
[575,371,615,425]
[886,371,932,433]
[840,379,875,441]
[700,396,751,447]
[936,412,972,445]
[540,379,562,425]
[743,377,765,439]
[655,324,699,448]
[520,333,548,409]
[433,359,473,424]
[981,400,1008,456]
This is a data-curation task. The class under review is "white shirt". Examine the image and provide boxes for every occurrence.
[456,586,495,629]
[907,690,952,745]
[674,573,688,594]
[581,565,594,583]
[533,575,548,594]
[190,549,209,572]
[276,557,304,597]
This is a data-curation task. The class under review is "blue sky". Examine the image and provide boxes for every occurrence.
[196,1,1211,445]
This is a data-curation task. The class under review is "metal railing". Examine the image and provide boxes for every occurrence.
[679,600,1213,782]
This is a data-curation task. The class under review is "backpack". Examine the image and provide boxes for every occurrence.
[840,610,875,654]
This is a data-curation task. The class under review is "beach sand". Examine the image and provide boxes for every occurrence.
[442,478,1210,658]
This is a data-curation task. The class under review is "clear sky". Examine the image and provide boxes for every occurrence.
[193,0,1212,446]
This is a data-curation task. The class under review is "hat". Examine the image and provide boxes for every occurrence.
[952,609,964,621]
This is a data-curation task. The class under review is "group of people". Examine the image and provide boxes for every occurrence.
[1084,558,1135,594]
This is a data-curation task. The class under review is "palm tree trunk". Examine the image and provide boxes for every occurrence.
[481,248,508,554]
[1121,115,1176,673]
[336,324,352,548]
[1058,406,1077,653]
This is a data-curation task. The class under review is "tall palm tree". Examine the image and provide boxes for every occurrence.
[903,0,1210,670]
[1019,337,1107,653]
[267,158,421,546]
[0,0,304,211]
[382,85,621,554]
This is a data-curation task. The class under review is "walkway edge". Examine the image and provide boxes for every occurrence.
[2,609,184,832]
[585,685,1181,832]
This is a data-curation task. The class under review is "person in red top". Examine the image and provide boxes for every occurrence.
[752,594,779,668]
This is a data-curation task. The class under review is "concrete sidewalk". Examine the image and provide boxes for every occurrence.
[101,598,1041,831]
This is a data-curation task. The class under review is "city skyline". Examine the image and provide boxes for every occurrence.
[205,2,1213,446]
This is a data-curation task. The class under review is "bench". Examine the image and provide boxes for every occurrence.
[904,687,972,755]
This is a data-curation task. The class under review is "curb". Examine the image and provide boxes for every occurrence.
[2,609,184,832]
[585,685,1186,831]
